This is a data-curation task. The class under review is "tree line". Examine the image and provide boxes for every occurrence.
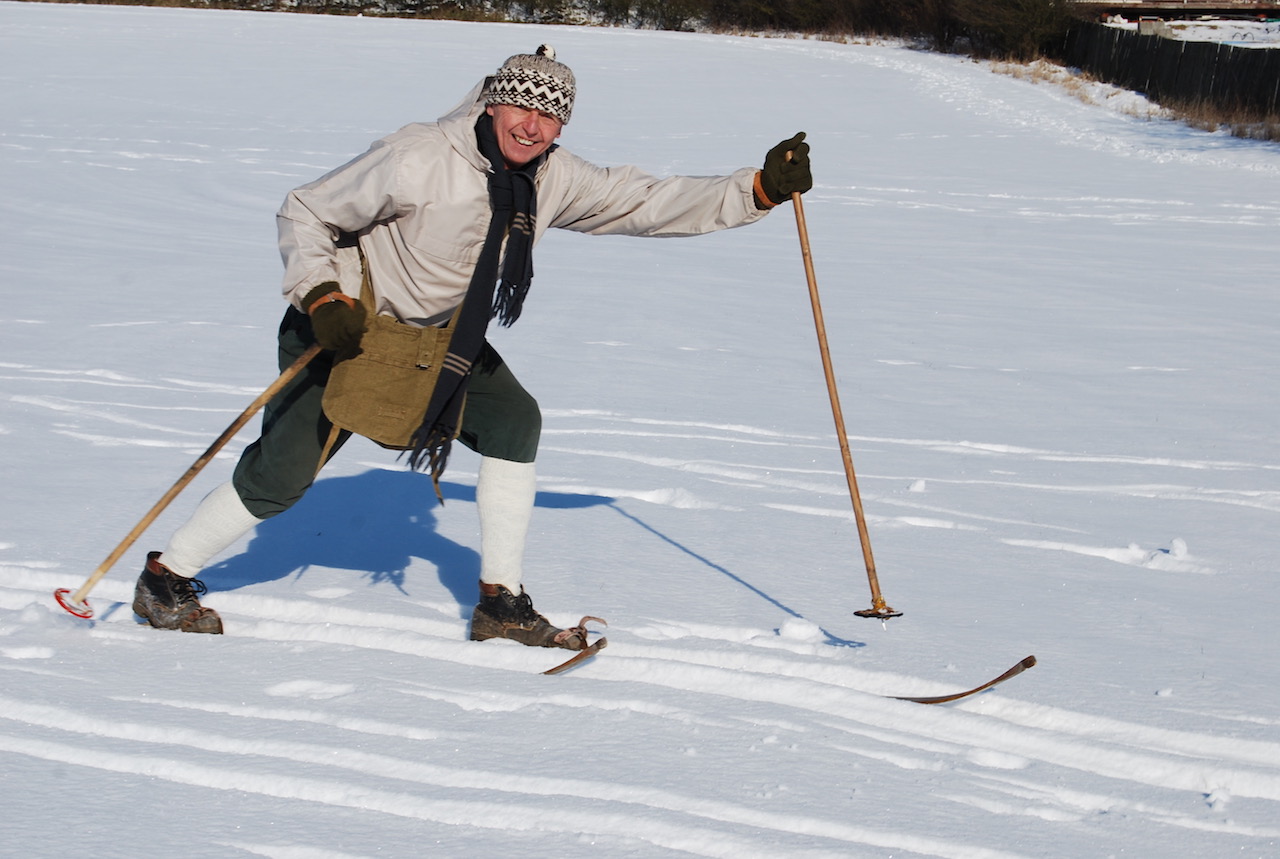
[91,0,1080,61]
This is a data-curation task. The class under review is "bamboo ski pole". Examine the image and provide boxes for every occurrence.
[54,343,324,619]
[790,189,901,620]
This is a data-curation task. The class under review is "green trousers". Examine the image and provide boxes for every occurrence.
[232,308,541,519]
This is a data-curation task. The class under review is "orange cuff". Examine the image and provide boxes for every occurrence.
[753,171,779,209]
[307,289,357,315]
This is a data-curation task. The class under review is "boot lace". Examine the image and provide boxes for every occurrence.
[171,575,210,608]
[508,589,542,625]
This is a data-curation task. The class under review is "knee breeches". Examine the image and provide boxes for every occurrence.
[232,308,541,519]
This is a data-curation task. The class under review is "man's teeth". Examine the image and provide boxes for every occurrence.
[514,135,535,146]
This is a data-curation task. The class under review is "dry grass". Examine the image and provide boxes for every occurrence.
[990,58,1169,119]
[1168,98,1280,141]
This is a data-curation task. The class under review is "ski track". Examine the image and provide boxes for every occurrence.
[0,699,1027,859]
[535,412,1273,580]
[4,565,1280,854]
[0,390,1273,852]
[0,354,1266,604]
[4,359,1270,582]
[817,183,1280,228]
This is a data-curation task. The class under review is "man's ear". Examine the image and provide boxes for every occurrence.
[485,104,496,117]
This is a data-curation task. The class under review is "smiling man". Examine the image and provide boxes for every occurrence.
[488,101,562,167]
[132,45,812,650]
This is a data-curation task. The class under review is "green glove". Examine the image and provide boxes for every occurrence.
[303,282,366,352]
[757,132,812,209]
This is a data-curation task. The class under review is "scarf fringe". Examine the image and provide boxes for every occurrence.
[492,280,531,326]
[404,426,454,474]
[403,422,456,505]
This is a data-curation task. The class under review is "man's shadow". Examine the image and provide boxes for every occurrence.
[203,468,863,646]
[203,469,610,615]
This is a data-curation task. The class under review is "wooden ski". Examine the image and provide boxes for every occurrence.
[544,637,608,675]
[891,655,1037,704]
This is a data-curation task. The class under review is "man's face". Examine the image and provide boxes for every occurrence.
[486,103,563,169]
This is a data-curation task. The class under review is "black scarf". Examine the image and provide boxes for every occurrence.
[404,112,543,487]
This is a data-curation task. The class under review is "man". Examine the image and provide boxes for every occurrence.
[132,45,812,648]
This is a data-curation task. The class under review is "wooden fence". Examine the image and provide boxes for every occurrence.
[1062,23,1280,116]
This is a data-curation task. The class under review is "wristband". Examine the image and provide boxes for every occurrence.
[753,171,779,209]
[307,289,358,315]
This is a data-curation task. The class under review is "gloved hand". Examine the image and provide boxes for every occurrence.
[756,132,812,209]
[303,282,366,352]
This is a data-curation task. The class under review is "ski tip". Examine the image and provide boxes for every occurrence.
[890,654,1038,705]
[543,636,607,675]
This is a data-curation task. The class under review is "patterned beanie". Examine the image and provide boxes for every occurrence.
[486,44,576,126]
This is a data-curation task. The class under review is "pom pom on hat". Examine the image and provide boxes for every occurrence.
[486,44,576,125]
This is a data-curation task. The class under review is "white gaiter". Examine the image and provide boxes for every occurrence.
[476,456,536,593]
[159,481,262,578]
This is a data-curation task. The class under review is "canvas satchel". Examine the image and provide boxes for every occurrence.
[321,264,461,450]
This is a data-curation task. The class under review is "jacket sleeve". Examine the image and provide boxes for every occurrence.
[543,153,767,238]
[276,138,405,309]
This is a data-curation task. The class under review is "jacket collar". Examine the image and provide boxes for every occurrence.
[438,78,496,174]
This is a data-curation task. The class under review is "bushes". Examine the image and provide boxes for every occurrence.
[580,0,1077,59]
[48,0,1077,58]
[951,0,1077,60]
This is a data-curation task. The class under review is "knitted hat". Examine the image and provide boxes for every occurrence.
[485,44,576,126]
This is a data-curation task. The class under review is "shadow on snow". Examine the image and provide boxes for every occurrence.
[198,468,862,646]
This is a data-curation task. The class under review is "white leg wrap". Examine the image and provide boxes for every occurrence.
[159,481,261,578]
[476,457,535,593]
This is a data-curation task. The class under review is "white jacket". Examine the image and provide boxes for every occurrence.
[277,80,768,326]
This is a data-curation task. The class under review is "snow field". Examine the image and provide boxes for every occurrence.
[3,3,1280,856]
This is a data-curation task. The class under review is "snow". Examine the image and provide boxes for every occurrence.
[3,2,1280,856]
[1106,16,1280,47]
